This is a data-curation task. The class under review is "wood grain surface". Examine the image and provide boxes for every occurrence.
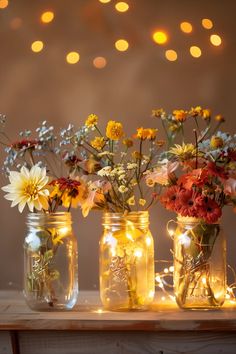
[0,290,236,332]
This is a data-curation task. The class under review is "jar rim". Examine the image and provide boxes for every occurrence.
[26,212,72,226]
[177,215,220,225]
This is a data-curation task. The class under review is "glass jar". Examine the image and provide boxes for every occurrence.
[24,212,78,311]
[173,216,226,309]
[99,211,155,311]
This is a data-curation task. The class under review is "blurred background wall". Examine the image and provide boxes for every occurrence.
[0,0,236,290]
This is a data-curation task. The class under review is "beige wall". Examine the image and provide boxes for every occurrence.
[0,0,236,290]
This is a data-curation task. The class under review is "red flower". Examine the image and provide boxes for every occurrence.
[11,139,39,151]
[160,185,180,211]
[197,197,222,223]
[178,169,209,190]
[207,162,228,180]
[226,149,236,161]
[175,189,199,217]
[50,177,81,196]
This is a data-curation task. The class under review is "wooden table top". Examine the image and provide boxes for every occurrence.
[0,290,236,332]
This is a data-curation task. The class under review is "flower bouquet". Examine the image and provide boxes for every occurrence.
[58,115,165,310]
[149,107,236,308]
[0,117,80,310]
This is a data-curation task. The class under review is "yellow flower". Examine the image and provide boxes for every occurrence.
[169,143,197,160]
[152,108,165,118]
[135,127,158,140]
[118,185,128,193]
[138,198,146,206]
[127,196,135,205]
[123,138,133,148]
[202,109,211,120]
[173,110,188,122]
[2,166,49,213]
[215,114,225,123]
[210,136,224,149]
[106,120,124,140]
[90,136,105,151]
[85,114,98,127]
[189,106,202,117]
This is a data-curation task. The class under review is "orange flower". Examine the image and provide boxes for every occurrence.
[173,110,188,122]
[135,127,158,140]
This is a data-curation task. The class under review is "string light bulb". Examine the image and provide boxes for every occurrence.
[180,22,193,33]
[0,0,8,9]
[31,41,44,53]
[115,2,129,12]
[66,51,80,64]
[93,56,107,69]
[210,34,222,46]
[99,0,111,3]
[152,31,168,45]
[190,46,202,58]
[41,11,54,24]
[202,18,213,29]
[115,39,129,51]
[165,50,178,62]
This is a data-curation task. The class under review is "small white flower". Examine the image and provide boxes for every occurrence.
[127,163,138,170]
[97,166,112,177]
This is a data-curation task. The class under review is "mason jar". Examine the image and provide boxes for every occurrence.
[24,212,78,311]
[99,211,155,311]
[173,216,226,309]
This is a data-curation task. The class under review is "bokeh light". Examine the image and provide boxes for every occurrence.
[115,39,129,51]
[190,46,202,58]
[0,0,8,9]
[99,0,111,3]
[202,18,213,29]
[10,17,22,30]
[152,31,168,45]
[210,34,222,46]
[41,11,54,24]
[31,41,44,53]
[93,57,107,69]
[165,49,178,61]
[180,22,193,33]
[115,2,129,12]
[66,51,80,64]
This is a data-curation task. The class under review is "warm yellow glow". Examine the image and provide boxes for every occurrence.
[161,296,166,301]
[169,266,174,272]
[164,268,169,274]
[202,277,207,284]
[93,56,107,69]
[59,227,69,236]
[210,34,222,46]
[152,31,168,45]
[180,22,192,33]
[190,46,202,58]
[66,51,80,64]
[99,0,111,3]
[134,249,143,258]
[115,2,129,12]
[155,275,161,282]
[165,49,178,61]
[168,229,174,237]
[159,282,164,288]
[31,41,44,53]
[115,39,129,51]
[148,290,155,298]
[95,308,103,313]
[145,236,152,246]
[0,0,8,9]
[41,11,54,24]
[202,18,213,29]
